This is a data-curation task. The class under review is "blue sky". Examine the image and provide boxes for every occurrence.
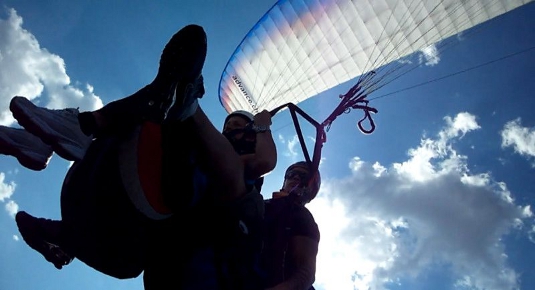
[0,1,534,290]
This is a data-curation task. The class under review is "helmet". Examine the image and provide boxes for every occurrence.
[285,161,321,203]
[224,110,254,124]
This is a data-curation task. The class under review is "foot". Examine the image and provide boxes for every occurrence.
[145,24,207,121]
[16,211,73,269]
[0,126,52,171]
[165,75,204,121]
[9,96,93,162]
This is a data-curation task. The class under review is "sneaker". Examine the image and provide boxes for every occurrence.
[0,126,52,171]
[166,74,205,121]
[10,96,92,161]
[16,211,73,270]
[144,24,207,121]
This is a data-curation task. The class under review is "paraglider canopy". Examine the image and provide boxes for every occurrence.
[219,0,530,114]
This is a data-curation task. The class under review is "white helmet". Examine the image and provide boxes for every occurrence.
[224,110,254,124]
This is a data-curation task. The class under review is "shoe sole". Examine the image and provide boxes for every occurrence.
[0,131,50,171]
[153,25,207,118]
[10,97,81,161]
[159,24,207,84]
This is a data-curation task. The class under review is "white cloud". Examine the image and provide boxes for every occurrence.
[0,172,18,218]
[0,172,16,202]
[393,112,480,183]
[287,135,300,158]
[0,8,103,126]
[443,112,481,139]
[529,225,535,244]
[309,112,527,290]
[501,118,535,163]
[419,45,440,66]
[13,234,19,241]
[278,133,300,159]
[5,199,18,217]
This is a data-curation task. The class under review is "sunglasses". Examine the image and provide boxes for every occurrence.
[284,169,309,181]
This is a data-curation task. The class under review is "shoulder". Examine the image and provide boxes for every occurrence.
[289,204,320,242]
[264,198,321,242]
[292,204,315,221]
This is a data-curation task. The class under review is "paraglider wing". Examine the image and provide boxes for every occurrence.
[219,0,531,114]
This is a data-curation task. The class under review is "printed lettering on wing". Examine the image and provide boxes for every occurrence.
[232,75,259,113]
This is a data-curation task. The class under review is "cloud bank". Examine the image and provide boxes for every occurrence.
[0,8,103,126]
[310,112,531,290]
